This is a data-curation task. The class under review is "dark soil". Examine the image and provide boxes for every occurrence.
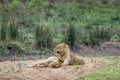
[73,42,120,57]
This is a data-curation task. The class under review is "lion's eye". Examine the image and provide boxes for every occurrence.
[57,51,60,54]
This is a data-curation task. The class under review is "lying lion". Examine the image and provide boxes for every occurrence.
[28,43,85,68]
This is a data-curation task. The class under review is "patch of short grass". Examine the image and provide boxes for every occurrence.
[76,57,120,80]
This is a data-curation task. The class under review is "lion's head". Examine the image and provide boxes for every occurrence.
[54,43,69,56]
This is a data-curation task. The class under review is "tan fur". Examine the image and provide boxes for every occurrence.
[28,43,85,68]
[54,43,85,66]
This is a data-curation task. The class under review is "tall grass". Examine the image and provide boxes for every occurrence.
[63,25,112,47]
[0,0,120,48]
[0,14,8,40]
[35,24,53,48]
[9,20,19,40]
[88,26,111,47]
[79,26,112,47]
[62,24,78,47]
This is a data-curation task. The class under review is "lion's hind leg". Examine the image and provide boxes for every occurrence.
[27,57,57,67]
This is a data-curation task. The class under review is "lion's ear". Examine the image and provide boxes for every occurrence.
[63,43,68,48]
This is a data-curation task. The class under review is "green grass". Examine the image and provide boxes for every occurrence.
[0,0,120,54]
[76,57,120,80]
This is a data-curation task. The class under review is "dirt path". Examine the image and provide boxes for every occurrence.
[0,59,103,80]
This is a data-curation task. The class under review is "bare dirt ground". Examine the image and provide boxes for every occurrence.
[0,59,103,80]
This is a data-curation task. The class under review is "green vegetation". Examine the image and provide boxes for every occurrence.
[76,57,120,80]
[0,0,120,55]
[63,24,78,47]
[86,26,111,46]
[0,41,25,56]
[0,14,8,40]
[9,20,19,40]
[35,24,53,48]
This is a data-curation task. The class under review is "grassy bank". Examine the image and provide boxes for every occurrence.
[76,57,120,80]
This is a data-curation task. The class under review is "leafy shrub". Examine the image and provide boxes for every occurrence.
[0,14,8,40]
[63,23,78,47]
[9,20,19,40]
[8,0,29,27]
[110,35,120,42]
[0,42,25,56]
[27,0,49,13]
[1,25,7,40]
[87,26,111,47]
[8,0,27,14]
[35,24,53,48]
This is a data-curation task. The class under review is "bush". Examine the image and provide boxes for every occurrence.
[9,20,19,40]
[0,14,8,41]
[0,42,25,56]
[63,23,78,47]
[35,24,53,48]
[110,35,120,42]
[84,26,111,47]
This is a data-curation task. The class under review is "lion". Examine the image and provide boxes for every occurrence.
[28,43,85,68]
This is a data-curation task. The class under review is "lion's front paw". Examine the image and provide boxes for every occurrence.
[27,65,34,68]
[48,63,55,68]
[62,63,69,66]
